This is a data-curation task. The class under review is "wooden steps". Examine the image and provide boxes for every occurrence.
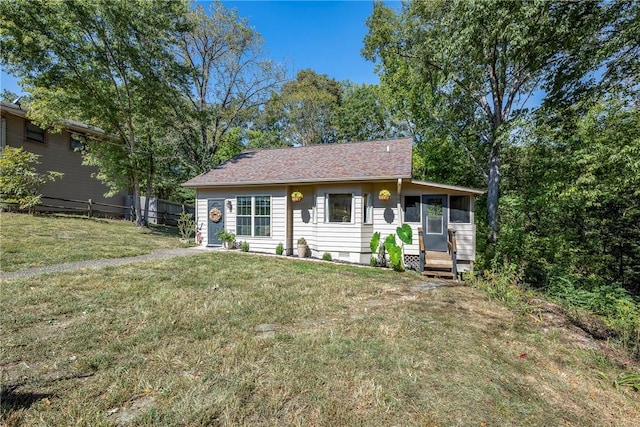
[421,270,455,278]
[418,228,458,280]
[425,250,452,269]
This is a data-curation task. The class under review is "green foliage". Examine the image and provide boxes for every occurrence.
[0,0,192,226]
[614,372,640,392]
[274,69,343,145]
[240,241,250,252]
[382,234,402,271]
[468,261,527,310]
[172,2,285,175]
[396,224,412,245]
[363,0,607,242]
[322,252,332,261]
[216,230,236,245]
[0,147,63,211]
[334,82,403,142]
[297,237,307,245]
[369,230,410,271]
[547,275,640,356]
[496,97,640,293]
[177,210,196,241]
[369,231,381,254]
[275,242,284,256]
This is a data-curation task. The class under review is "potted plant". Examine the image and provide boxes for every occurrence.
[291,191,303,202]
[216,229,236,249]
[297,237,308,258]
[378,189,391,201]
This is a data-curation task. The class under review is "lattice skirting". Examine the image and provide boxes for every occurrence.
[404,254,420,271]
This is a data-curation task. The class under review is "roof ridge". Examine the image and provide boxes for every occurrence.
[238,136,413,155]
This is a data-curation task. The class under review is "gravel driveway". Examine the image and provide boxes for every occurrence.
[0,247,215,280]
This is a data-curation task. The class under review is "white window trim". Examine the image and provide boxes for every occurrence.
[312,193,318,224]
[325,193,355,224]
[363,193,373,225]
[236,195,272,237]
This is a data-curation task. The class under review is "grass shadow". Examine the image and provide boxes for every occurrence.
[1,384,50,412]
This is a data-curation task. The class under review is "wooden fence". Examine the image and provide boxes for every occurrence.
[5,195,193,226]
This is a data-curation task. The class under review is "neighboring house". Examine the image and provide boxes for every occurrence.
[1,101,126,214]
[183,137,484,272]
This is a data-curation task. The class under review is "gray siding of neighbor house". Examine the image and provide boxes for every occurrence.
[2,110,126,209]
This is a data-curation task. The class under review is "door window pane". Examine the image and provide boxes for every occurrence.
[426,199,443,234]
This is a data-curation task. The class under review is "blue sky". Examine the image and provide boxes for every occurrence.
[1,0,398,96]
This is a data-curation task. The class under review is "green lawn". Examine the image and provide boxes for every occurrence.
[0,213,184,272]
[2,249,638,426]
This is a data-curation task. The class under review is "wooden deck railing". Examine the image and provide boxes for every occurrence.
[447,228,458,279]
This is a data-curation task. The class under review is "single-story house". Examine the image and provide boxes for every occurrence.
[183,137,484,272]
[1,100,127,212]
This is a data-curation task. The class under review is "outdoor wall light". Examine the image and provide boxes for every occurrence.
[227,200,233,212]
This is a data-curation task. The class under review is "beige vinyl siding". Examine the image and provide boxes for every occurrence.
[3,112,125,208]
[196,187,286,252]
[291,185,317,255]
[448,223,476,261]
[312,185,364,262]
[193,179,479,265]
[399,182,477,261]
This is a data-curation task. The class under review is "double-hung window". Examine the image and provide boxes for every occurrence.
[236,196,271,237]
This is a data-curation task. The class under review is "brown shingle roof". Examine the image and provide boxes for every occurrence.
[183,137,414,187]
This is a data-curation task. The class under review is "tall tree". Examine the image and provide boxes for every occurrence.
[276,69,343,145]
[175,2,286,176]
[0,0,190,226]
[363,0,604,243]
[335,82,397,142]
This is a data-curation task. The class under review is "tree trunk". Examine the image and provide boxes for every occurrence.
[487,144,501,244]
[132,177,144,227]
[143,185,151,227]
[143,152,153,227]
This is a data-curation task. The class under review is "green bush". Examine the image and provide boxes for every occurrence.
[468,260,527,309]
[547,275,640,356]
[0,146,63,212]
[241,241,249,252]
[275,242,284,255]
[177,210,196,240]
[322,252,332,261]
